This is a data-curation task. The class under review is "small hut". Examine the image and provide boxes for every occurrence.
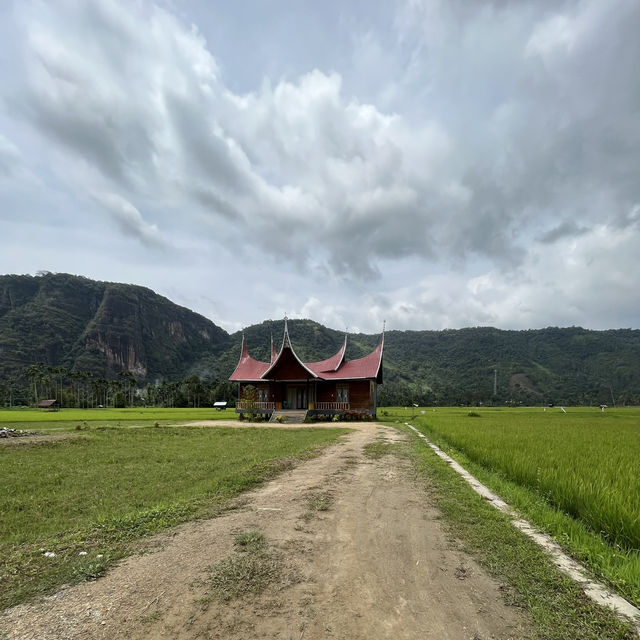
[37,399,60,412]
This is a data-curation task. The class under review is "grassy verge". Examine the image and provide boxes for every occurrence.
[0,425,348,610]
[389,424,636,639]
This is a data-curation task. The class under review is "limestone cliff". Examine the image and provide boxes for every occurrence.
[0,273,228,380]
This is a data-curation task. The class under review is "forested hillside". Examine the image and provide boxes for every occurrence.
[1,273,639,407]
[0,273,228,381]
[219,321,640,406]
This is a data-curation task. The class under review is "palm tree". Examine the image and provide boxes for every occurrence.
[25,363,46,406]
[7,376,16,408]
[117,370,138,407]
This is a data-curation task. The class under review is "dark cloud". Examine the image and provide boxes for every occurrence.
[537,221,589,244]
[1,0,639,331]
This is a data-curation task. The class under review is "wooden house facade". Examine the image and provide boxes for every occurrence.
[230,322,384,418]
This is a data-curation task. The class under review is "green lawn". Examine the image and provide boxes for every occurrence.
[382,406,640,608]
[0,421,348,609]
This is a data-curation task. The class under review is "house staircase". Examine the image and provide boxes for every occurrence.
[269,409,308,424]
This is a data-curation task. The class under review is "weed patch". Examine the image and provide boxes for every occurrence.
[234,530,266,552]
[208,532,294,602]
[307,492,333,512]
[363,440,395,459]
[209,552,282,601]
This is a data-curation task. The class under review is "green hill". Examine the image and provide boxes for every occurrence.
[0,273,228,382]
[1,273,639,407]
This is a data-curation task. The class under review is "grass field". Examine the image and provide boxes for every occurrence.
[0,413,348,609]
[383,406,640,607]
[0,407,238,431]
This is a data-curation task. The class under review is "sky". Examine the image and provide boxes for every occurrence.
[1,0,639,334]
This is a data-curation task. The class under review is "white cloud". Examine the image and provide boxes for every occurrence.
[0,0,639,332]
[526,14,578,58]
[92,192,164,248]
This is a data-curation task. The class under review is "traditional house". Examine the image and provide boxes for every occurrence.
[230,321,384,419]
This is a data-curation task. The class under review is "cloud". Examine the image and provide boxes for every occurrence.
[9,1,468,278]
[537,221,589,244]
[92,192,164,248]
[2,0,639,331]
[0,135,23,178]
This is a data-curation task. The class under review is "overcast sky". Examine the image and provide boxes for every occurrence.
[1,0,639,334]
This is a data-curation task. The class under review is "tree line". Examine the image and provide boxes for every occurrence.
[0,363,238,409]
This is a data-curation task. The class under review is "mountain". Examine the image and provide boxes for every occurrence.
[1,273,639,406]
[0,273,228,381]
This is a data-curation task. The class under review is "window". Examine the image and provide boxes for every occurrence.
[337,385,349,403]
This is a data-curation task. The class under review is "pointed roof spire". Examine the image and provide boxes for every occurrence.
[262,316,318,379]
[240,330,247,356]
[229,330,271,381]
[282,314,292,349]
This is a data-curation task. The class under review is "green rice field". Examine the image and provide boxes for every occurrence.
[385,406,640,605]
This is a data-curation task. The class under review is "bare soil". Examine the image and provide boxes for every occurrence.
[0,423,531,639]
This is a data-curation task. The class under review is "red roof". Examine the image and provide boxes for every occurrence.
[306,335,347,374]
[313,338,383,380]
[229,337,272,381]
[229,327,383,382]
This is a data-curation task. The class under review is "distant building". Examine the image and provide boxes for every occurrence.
[229,320,384,419]
[37,399,60,411]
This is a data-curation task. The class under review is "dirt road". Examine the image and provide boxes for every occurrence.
[1,423,530,639]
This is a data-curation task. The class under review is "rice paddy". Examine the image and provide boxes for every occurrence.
[386,406,640,605]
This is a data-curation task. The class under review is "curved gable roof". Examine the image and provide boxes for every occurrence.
[318,335,384,381]
[306,335,347,374]
[228,336,271,381]
[261,320,317,379]
[229,325,384,383]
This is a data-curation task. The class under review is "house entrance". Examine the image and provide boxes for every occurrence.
[286,385,307,410]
